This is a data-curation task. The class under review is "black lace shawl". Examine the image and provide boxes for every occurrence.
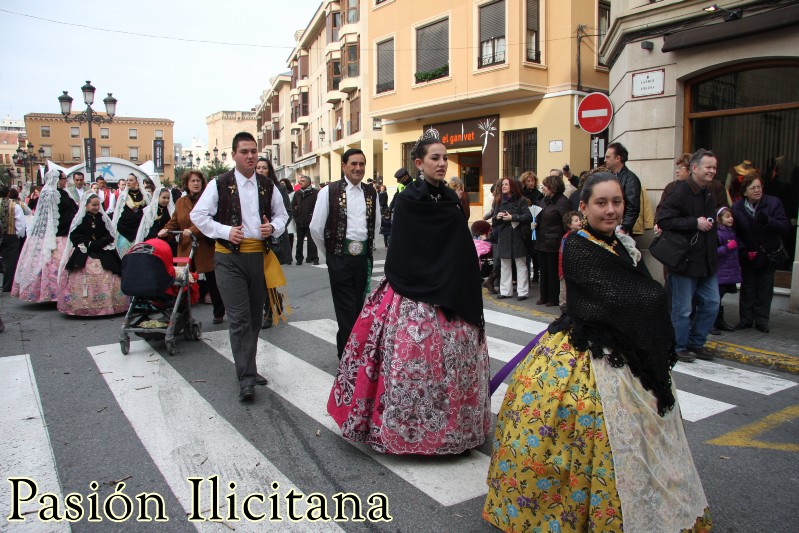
[557,228,678,415]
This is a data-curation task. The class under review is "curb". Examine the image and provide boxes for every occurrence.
[484,289,799,376]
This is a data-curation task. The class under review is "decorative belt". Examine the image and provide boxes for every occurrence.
[343,239,367,256]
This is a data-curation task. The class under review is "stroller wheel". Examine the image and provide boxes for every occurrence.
[165,339,176,356]
[120,337,130,355]
[191,322,202,341]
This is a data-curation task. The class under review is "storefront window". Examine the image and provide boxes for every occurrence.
[503,128,537,180]
[687,62,799,280]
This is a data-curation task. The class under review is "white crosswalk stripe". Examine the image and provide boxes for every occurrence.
[88,342,341,530]
[201,331,492,507]
[0,355,70,532]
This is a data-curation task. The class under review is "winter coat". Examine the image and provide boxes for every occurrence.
[616,165,642,234]
[655,178,717,277]
[161,195,215,273]
[731,194,790,269]
[491,196,533,259]
[291,186,318,227]
[534,193,570,254]
[716,225,742,285]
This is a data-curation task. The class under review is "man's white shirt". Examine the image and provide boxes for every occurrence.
[310,177,381,257]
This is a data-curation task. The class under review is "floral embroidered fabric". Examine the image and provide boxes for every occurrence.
[328,278,491,455]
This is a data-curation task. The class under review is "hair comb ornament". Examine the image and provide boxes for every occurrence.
[411,127,441,159]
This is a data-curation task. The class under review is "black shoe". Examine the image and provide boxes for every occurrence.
[709,327,721,336]
[755,324,770,333]
[0,317,4,333]
[676,350,696,363]
[517,296,529,301]
[496,294,509,299]
[311,259,319,265]
[213,316,224,325]
[296,260,303,265]
[238,385,255,402]
[255,374,269,386]
[715,322,735,332]
[689,346,714,361]
[261,316,273,329]
[734,321,752,330]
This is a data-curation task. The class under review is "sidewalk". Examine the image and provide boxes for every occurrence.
[484,285,799,375]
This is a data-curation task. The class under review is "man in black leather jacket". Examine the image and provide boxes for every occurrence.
[604,142,642,235]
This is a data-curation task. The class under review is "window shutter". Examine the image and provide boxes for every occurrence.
[416,19,448,73]
[377,39,394,85]
[480,1,505,42]
[527,0,539,31]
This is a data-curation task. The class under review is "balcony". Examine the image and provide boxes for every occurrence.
[290,87,300,98]
[297,115,310,126]
[297,77,310,89]
[339,23,358,40]
[326,90,345,104]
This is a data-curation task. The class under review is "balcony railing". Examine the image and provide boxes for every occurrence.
[478,50,506,68]
[376,81,394,94]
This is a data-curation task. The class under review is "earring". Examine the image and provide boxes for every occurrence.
[581,213,588,227]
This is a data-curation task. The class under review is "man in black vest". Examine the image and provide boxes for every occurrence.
[291,175,319,265]
[310,148,381,359]
[191,132,289,402]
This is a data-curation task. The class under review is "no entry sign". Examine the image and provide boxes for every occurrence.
[577,93,613,135]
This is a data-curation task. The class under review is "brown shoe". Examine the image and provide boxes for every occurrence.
[676,350,696,363]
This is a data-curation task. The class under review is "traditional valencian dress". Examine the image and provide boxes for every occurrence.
[134,186,175,244]
[112,178,149,257]
[483,224,712,533]
[57,193,127,316]
[11,170,78,302]
[328,177,491,455]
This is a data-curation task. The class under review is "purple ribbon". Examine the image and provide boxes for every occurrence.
[489,329,546,395]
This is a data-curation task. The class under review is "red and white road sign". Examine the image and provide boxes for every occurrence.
[577,93,613,135]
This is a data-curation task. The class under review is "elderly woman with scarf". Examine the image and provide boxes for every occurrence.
[327,131,491,455]
[57,193,127,316]
[483,172,711,532]
[135,186,175,244]
[11,170,77,302]
[159,170,225,324]
[112,172,150,257]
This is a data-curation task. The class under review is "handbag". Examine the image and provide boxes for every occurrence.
[650,230,698,269]
[764,243,789,264]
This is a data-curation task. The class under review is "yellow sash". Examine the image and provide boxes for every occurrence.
[215,238,290,323]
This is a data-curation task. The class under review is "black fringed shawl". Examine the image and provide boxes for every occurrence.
[558,227,678,415]
[385,178,484,332]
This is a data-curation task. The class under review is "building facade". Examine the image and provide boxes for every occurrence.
[23,113,175,181]
[255,73,293,179]
[206,110,257,156]
[602,0,798,304]
[368,0,610,218]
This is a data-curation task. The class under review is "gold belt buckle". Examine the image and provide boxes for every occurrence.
[347,241,364,255]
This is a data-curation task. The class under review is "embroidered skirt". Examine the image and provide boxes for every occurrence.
[115,234,135,258]
[483,330,712,532]
[328,278,491,455]
[11,236,68,303]
[57,257,127,316]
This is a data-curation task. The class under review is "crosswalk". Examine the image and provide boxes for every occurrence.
[3,306,797,529]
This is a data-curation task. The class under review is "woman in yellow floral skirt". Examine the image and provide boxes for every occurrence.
[483,172,712,532]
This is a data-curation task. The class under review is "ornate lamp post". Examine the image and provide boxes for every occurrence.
[14,143,46,185]
[58,81,117,180]
[205,146,227,164]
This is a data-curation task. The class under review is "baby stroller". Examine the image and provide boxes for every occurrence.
[471,220,494,279]
[119,232,201,356]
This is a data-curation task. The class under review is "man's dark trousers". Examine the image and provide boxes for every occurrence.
[326,253,368,358]
[295,225,318,264]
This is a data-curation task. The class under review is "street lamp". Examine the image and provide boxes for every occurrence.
[186,151,193,169]
[14,143,47,185]
[319,128,326,144]
[206,147,226,164]
[273,155,278,166]
[58,81,117,180]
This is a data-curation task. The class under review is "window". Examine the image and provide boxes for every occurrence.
[328,59,342,90]
[334,103,344,142]
[401,142,416,178]
[597,1,610,67]
[350,93,361,135]
[71,146,81,161]
[273,126,281,140]
[41,146,52,157]
[343,41,360,78]
[526,0,541,63]
[100,127,109,139]
[502,128,537,180]
[100,146,111,157]
[376,39,395,93]
[327,11,341,43]
[155,129,163,139]
[41,126,50,137]
[129,128,138,140]
[70,127,80,138]
[129,147,139,162]
[300,93,309,117]
[479,1,506,68]
[416,19,449,83]
[346,0,359,24]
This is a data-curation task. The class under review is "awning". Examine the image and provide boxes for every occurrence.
[291,155,318,170]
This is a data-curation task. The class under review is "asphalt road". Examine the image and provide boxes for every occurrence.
[2,246,797,532]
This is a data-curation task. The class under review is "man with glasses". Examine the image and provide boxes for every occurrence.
[655,148,721,363]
